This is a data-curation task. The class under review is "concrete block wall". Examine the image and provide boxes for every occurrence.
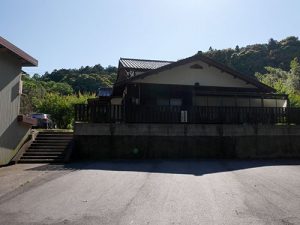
[74,123,300,159]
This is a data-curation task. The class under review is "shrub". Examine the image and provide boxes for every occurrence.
[33,93,93,129]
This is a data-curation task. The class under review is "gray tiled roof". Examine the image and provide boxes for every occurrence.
[119,58,173,70]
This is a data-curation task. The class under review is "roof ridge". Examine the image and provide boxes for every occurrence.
[120,57,174,63]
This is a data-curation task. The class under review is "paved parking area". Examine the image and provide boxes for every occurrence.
[0,160,299,225]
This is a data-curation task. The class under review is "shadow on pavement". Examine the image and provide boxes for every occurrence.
[26,159,300,176]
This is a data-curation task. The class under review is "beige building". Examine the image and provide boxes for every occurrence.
[113,54,288,108]
[0,36,38,165]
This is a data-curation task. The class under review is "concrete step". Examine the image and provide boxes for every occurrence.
[25,149,65,152]
[35,137,73,140]
[30,142,70,148]
[18,131,73,164]
[34,142,71,146]
[33,139,71,144]
[18,158,64,163]
[21,155,63,159]
[37,136,73,139]
[22,156,64,160]
[34,141,72,144]
[27,149,66,153]
[24,151,65,155]
[38,132,73,135]
[28,149,66,153]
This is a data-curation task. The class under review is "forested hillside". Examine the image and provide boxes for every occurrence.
[34,64,117,93]
[204,36,300,76]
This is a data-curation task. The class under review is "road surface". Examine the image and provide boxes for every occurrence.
[0,160,299,225]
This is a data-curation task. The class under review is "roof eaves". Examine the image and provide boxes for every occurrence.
[0,36,38,67]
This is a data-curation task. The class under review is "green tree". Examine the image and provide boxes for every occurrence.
[256,58,300,106]
[34,93,93,129]
[40,64,117,93]
[235,45,240,52]
[205,36,300,76]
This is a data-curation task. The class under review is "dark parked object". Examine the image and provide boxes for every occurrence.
[97,87,113,97]
[31,113,54,129]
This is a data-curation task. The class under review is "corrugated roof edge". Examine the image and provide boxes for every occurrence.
[120,57,174,63]
[0,36,38,67]
[115,53,275,93]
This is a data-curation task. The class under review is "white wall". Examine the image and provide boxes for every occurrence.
[111,97,123,105]
[193,96,287,107]
[133,60,257,89]
[0,51,30,165]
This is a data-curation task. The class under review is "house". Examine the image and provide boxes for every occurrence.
[0,36,38,166]
[74,53,300,159]
[76,52,289,124]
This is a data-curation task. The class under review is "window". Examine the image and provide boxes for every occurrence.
[207,96,221,106]
[236,98,250,107]
[222,97,236,107]
[157,98,182,106]
[250,98,262,107]
[276,99,287,108]
[264,99,277,107]
[157,98,169,106]
[193,96,207,106]
[170,98,182,106]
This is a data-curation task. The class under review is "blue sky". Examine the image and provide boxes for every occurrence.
[1,0,300,75]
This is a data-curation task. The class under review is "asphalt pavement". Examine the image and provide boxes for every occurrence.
[0,160,299,225]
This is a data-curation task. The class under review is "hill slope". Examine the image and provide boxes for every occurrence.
[38,64,117,93]
[204,36,300,76]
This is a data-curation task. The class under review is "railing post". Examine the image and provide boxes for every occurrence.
[286,107,289,125]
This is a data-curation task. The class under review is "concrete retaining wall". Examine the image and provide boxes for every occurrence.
[74,123,300,159]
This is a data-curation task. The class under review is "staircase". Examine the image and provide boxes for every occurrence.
[18,131,74,163]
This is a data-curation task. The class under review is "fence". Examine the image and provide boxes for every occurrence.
[75,104,122,123]
[74,104,300,125]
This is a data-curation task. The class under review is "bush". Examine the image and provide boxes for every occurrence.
[33,93,93,129]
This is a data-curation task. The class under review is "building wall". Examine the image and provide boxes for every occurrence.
[125,83,287,108]
[111,97,123,105]
[132,60,257,89]
[0,52,30,165]
[193,96,287,107]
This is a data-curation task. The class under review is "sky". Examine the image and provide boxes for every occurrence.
[1,0,300,75]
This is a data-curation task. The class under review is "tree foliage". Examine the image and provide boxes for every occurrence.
[33,93,92,129]
[40,64,117,93]
[21,64,116,128]
[205,36,300,76]
[256,58,300,106]
[21,74,73,114]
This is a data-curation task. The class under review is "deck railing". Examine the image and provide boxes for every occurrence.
[74,104,300,125]
[75,104,122,123]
